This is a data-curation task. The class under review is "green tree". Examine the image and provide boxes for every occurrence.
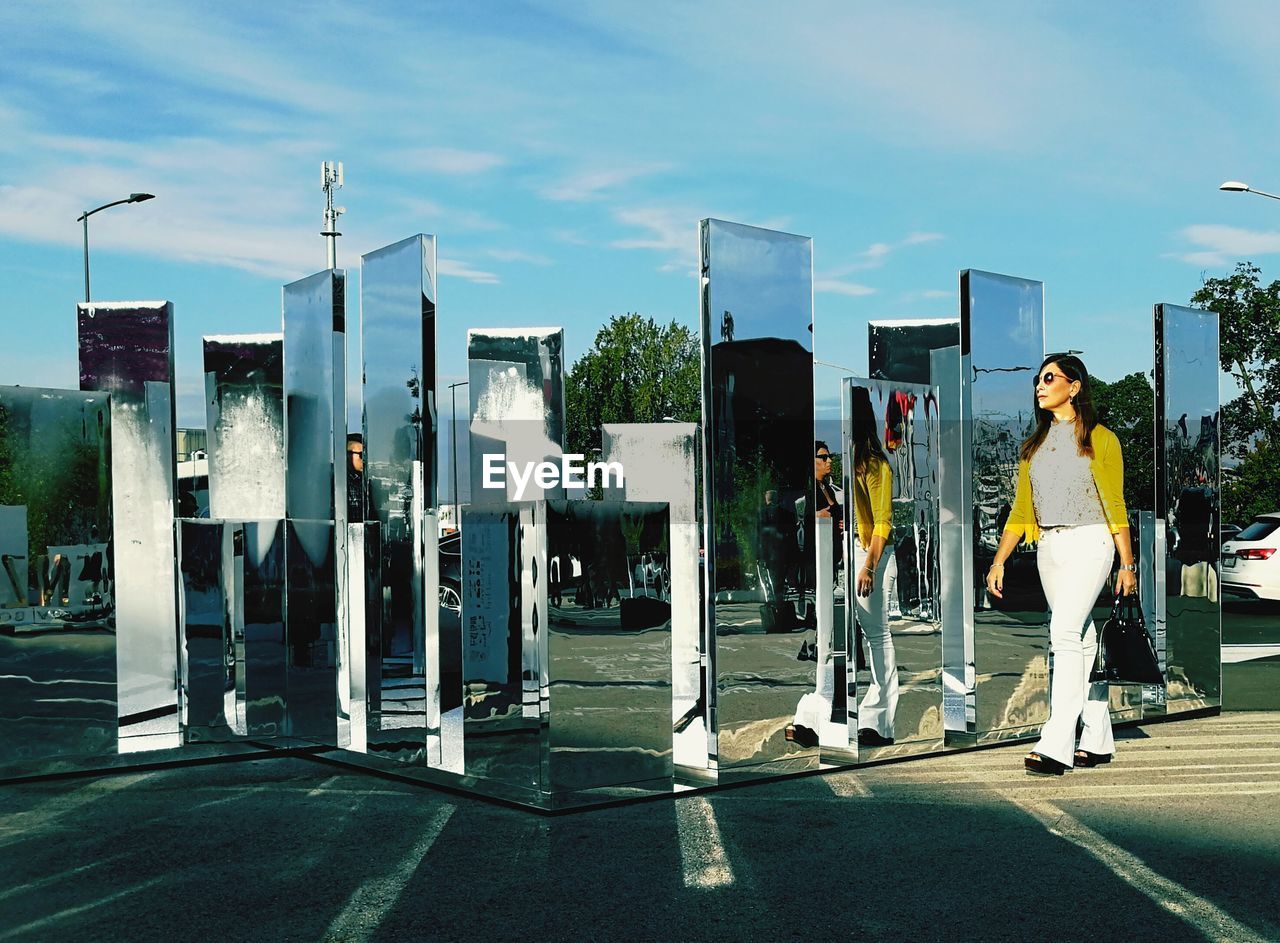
[1091,372,1155,513]
[564,313,701,457]
[1190,261,1280,523]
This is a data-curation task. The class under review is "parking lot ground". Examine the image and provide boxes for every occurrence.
[1,713,1279,942]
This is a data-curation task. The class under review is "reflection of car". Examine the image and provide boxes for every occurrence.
[1220,524,1242,547]
[439,531,461,613]
[1221,512,1280,601]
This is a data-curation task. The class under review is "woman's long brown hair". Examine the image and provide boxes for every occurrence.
[1019,353,1099,461]
[849,385,890,471]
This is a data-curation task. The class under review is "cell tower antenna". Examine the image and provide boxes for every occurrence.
[321,160,345,269]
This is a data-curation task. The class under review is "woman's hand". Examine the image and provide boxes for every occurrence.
[857,566,875,598]
[986,564,1004,599]
[1114,568,1137,596]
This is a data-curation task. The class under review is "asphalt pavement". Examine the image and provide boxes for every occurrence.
[2,713,1279,942]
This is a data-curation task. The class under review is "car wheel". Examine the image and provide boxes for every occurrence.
[440,580,461,614]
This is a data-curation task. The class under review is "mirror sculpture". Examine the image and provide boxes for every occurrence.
[358,235,440,764]
[838,378,944,761]
[0,387,113,773]
[203,334,285,519]
[601,423,702,769]
[869,318,961,384]
[1154,304,1221,713]
[78,302,179,751]
[282,270,346,741]
[459,499,672,807]
[960,271,1049,743]
[700,218,817,777]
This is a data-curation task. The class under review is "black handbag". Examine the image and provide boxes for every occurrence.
[1090,593,1163,685]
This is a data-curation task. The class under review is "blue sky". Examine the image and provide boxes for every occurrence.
[2,1,1277,443]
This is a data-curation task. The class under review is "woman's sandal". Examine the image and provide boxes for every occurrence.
[1074,750,1112,768]
[1024,752,1070,776]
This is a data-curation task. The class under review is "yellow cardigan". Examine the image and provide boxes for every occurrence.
[1002,423,1129,545]
[852,458,893,550]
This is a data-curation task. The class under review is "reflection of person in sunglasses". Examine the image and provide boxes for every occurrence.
[985,354,1136,777]
[848,389,898,747]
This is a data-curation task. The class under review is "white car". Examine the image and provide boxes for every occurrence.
[1221,512,1280,601]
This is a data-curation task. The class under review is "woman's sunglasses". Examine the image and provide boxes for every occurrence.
[1034,370,1063,387]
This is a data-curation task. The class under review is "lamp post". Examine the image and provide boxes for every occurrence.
[77,193,155,303]
[1219,180,1280,202]
[447,380,469,527]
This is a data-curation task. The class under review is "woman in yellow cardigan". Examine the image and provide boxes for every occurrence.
[986,354,1136,776]
[848,387,898,747]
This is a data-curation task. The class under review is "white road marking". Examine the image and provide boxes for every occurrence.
[307,774,343,797]
[0,877,165,942]
[0,853,126,903]
[824,774,872,797]
[1013,799,1273,943]
[675,796,735,889]
[322,805,454,943]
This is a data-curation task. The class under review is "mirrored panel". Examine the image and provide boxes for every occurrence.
[203,334,284,519]
[460,503,541,800]
[0,386,114,773]
[544,500,673,800]
[961,271,1049,743]
[467,328,566,506]
[700,218,817,776]
[78,301,179,748]
[360,236,437,764]
[1155,303,1221,713]
[839,379,944,761]
[869,319,960,385]
[283,271,347,743]
[601,423,701,769]
[241,518,287,737]
[178,520,245,741]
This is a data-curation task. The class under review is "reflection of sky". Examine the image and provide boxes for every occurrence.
[966,270,1043,426]
[707,220,812,350]
[1161,305,1219,421]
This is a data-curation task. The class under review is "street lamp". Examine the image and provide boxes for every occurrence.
[77,193,155,302]
[1219,180,1280,202]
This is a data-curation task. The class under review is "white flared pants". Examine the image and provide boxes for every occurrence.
[1032,523,1117,766]
[855,542,898,738]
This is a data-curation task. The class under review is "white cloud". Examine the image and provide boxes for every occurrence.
[1171,224,1280,267]
[401,147,507,175]
[438,257,501,284]
[540,164,671,202]
[829,231,944,274]
[485,249,553,265]
[610,206,694,256]
[815,279,876,297]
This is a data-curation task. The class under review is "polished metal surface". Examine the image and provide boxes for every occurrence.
[543,500,673,797]
[282,271,347,743]
[1154,303,1221,713]
[700,218,818,776]
[77,301,179,747]
[467,328,566,505]
[960,271,1049,743]
[601,423,702,769]
[241,519,287,738]
[358,236,437,764]
[930,344,973,732]
[0,386,114,773]
[838,378,944,761]
[203,334,284,519]
[177,519,244,741]
[869,319,960,385]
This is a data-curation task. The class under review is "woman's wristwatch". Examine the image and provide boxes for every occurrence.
[1118,563,1137,572]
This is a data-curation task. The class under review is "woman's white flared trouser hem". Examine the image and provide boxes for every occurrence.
[855,542,898,738]
[1032,523,1117,767]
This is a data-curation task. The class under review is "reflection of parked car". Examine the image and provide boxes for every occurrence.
[1221,512,1280,601]
[1220,524,1242,547]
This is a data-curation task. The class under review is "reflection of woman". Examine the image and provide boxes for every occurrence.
[986,354,1136,776]
[849,389,898,747]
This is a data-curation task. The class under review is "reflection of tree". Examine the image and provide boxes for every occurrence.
[972,414,1029,552]
[1092,373,1155,513]
[0,395,110,561]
